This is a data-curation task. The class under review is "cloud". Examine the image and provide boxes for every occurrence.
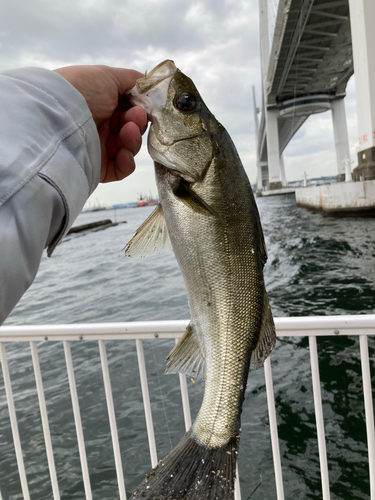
[0,0,360,204]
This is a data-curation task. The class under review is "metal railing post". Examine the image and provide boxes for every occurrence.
[98,340,127,500]
[174,339,192,432]
[0,342,30,500]
[30,341,60,500]
[359,335,375,500]
[309,336,330,500]
[264,356,285,500]
[234,462,242,500]
[63,341,93,500]
[136,339,158,468]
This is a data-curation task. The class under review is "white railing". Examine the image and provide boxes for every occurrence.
[0,316,374,500]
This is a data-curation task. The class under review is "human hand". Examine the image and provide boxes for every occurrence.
[53,65,148,183]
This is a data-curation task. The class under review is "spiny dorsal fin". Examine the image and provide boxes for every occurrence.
[124,204,171,257]
[165,323,205,380]
[256,213,268,267]
[250,291,276,370]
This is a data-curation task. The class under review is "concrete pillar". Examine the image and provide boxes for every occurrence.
[258,0,284,189]
[348,0,375,180]
[344,155,353,182]
[260,161,268,188]
[252,86,263,191]
[259,0,275,189]
[256,161,263,191]
[303,171,308,187]
[259,0,270,86]
[331,98,351,182]
[280,154,287,187]
[266,109,283,189]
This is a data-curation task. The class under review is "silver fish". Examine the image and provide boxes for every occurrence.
[125,60,276,500]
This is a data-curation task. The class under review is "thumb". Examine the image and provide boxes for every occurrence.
[110,67,145,95]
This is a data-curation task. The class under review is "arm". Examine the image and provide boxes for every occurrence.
[0,66,147,325]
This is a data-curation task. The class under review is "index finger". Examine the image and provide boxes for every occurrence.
[121,106,148,134]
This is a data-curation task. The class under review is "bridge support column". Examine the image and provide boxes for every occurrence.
[256,162,263,191]
[260,161,268,189]
[252,86,263,192]
[280,154,287,187]
[349,0,375,181]
[331,98,351,182]
[266,109,283,189]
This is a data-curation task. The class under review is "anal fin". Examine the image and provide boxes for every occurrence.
[124,203,171,257]
[165,323,205,380]
[250,291,276,370]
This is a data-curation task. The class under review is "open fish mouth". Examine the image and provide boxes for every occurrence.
[126,60,177,170]
[127,60,202,181]
[126,60,177,116]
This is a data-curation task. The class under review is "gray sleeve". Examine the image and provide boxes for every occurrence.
[0,67,101,325]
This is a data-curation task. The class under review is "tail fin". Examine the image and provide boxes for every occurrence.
[131,429,239,499]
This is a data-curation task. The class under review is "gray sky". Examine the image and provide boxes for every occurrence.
[0,0,359,206]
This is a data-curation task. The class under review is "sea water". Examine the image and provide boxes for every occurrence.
[1,195,374,500]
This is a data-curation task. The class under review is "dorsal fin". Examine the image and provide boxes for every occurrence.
[124,204,171,257]
[256,213,268,267]
[250,291,276,370]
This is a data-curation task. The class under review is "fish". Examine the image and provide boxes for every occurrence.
[124,60,276,500]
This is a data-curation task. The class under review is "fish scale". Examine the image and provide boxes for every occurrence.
[125,60,276,499]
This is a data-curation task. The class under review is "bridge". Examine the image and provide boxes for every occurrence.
[255,0,375,192]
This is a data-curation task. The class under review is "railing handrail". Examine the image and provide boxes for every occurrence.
[1,314,375,341]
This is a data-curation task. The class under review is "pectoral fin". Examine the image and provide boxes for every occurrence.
[174,179,219,217]
[124,204,171,257]
[250,291,276,370]
[165,324,205,380]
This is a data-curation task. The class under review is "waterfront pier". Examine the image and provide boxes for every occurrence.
[255,0,375,214]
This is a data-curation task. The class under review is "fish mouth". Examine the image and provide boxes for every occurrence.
[154,131,206,148]
[127,60,204,183]
[168,133,204,146]
[126,60,177,115]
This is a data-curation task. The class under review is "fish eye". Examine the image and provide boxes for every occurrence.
[175,92,197,112]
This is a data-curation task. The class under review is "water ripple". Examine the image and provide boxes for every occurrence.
[1,199,374,500]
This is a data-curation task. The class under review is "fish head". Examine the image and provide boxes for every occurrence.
[127,60,216,183]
